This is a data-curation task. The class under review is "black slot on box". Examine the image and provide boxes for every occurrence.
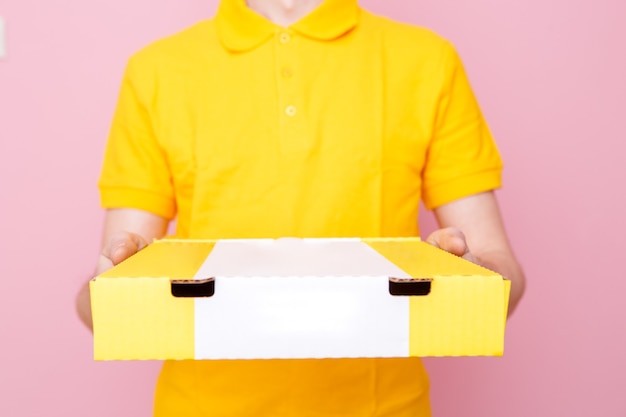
[388,277,432,296]
[171,278,215,298]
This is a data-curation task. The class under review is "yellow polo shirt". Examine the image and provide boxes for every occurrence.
[99,0,503,415]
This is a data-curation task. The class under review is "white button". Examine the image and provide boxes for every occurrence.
[279,32,291,44]
[285,105,297,116]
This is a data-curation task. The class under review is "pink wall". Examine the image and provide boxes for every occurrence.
[1,0,624,416]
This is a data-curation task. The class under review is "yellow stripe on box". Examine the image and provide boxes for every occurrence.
[98,239,216,279]
[364,238,506,356]
[408,276,505,356]
[363,238,499,277]
[92,277,195,360]
[92,239,216,360]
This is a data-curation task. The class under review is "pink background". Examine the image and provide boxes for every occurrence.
[1,0,624,415]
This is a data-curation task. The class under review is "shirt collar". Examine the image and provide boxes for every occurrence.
[216,0,360,51]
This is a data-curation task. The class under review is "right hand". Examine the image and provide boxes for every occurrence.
[77,209,168,331]
[96,231,149,275]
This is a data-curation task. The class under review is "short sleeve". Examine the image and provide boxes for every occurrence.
[98,57,176,219]
[421,42,503,210]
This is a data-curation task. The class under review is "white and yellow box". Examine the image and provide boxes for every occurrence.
[90,237,510,360]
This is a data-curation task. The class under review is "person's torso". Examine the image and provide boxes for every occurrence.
[136,11,444,416]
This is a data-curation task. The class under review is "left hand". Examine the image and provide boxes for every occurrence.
[425,227,477,264]
[428,192,526,316]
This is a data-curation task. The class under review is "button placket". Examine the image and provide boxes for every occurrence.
[275,29,305,153]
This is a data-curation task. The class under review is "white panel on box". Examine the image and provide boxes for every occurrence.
[194,238,410,277]
[194,276,409,359]
[192,238,413,359]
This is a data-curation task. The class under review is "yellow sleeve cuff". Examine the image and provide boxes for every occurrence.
[422,168,502,210]
[100,186,176,220]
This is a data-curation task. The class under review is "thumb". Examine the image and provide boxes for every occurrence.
[426,227,475,262]
[102,232,149,268]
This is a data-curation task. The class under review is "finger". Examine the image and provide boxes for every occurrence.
[426,227,475,262]
[95,253,115,276]
[102,232,148,266]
